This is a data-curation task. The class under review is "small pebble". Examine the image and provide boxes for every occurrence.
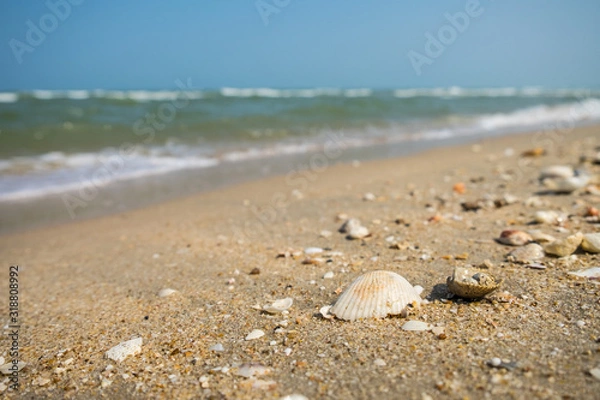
[209,343,224,352]
[489,357,502,367]
[323,271,334,279]
[373,358,386,367]
[158,288,177,298]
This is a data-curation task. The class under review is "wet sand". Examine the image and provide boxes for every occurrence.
[0,125,599,399]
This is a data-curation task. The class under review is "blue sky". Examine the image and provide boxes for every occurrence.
[1,0,599,90]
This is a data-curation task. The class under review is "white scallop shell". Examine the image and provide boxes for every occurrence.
[329,271,422,321]
[263,298,293,314]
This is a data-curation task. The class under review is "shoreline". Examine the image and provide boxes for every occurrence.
[0,125,599,398]
[3,121,599,236]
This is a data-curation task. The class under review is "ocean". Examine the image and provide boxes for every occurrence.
[1,86,599,233]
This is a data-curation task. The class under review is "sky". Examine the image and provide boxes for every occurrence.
[0,0,599,90]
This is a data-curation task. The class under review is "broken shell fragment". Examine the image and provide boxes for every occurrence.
[567,267,600,280]
[245,329,265,341]
[446,267,501,299]
[304,247,323,255]
[401,320,432,331]
[263,298,293,314]
[539,165,574,180]
[339,218,370,239]
[235,363,271,378]
[158,288,177,298]
[527,230,556,243]
[0,361,26,375]
[544,233,583,257]
[581,233,600,253]
[507,243,545,263]
[339,218,361,233]
[346,225,370,239]
[329,271,422,321]
[533,210,564,225]
[105,338,143,362]
[496,230,532,246]
[542,174,590,194]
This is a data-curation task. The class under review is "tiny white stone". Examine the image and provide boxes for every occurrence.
[304,247,323,255]
[363,192,376,201]
[245,329,265,341]
[101,378,112,388]
[105,338,143,362]
[590,368,600,381]
[323,271,334,279]
[209,343,224,352]
[152,253,160,259]
[576,320,586,328]
[158,288,177,298]
[489,357,502,367]
[269,340,277,346]
[431,326,445,336]
[284,348,292,356]
[373,358,386,367]
[401,321,432,331]
[281,395,309,400]
[320,230,332,238]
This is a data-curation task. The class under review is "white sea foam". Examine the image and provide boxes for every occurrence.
[0,92,19,103]
[393,87,600,98]
[1,98,599,202]
[219,87,346,98]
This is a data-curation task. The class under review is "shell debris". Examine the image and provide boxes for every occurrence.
[0,361,26,375]
[235,363,271,378]
[507,243,545,263]
[157,288,177,298]
[581,233,600,253]
[544,233,583,257]
[105,338,143,362]
[533,210,564,225]
[263,298,293,314]
[329,270,422,321]
[401,320,432,331]
[446,267,501,299]
[567,267,600,280]
[506,243,545,264]
[245,329,265,341]
[339,218,370,239]
[496,230,532,246]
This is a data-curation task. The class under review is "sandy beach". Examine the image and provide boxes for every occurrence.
[0,125,599,399]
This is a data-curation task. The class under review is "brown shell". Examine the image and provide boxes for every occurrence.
[446,267,502,299]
